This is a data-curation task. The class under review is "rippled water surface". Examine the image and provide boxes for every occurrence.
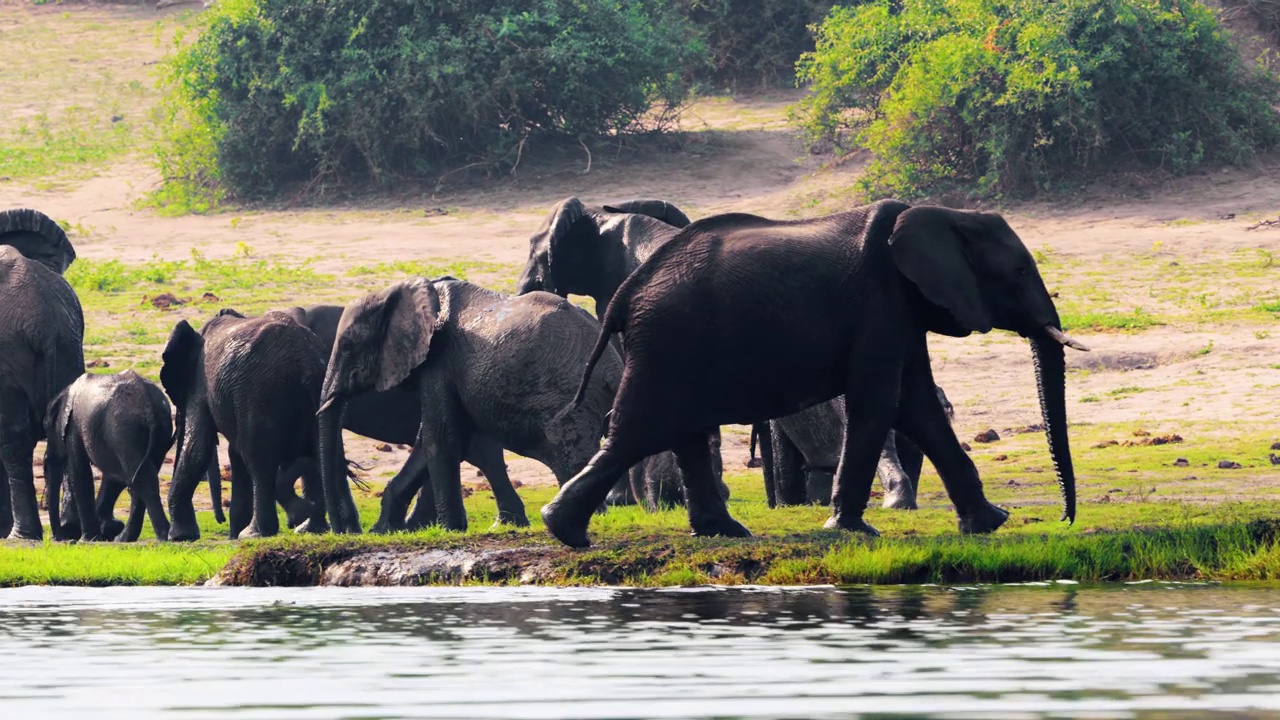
[3,583,1280,719]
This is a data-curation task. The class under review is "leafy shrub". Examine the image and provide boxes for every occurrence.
[670,0,857,88]
[793,0,1280,198]
[153,0,703,203]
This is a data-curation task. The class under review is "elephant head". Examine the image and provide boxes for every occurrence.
[0,208,77,275]
[515,197,691,304]
[888,206,1087,523]
[315,279,440,532]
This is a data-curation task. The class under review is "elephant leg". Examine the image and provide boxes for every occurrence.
[770,423,808,506]
[629,463,653,512]
[806,470,833,507]
[468,436,527,528]
[273,458,312,530]
[672,432,750,539]
[206,458,226,524]
[239,445,282,540]
[65,442,102,542]
[879,431,921,510]
[295,458,329,534]
[604,475,636,507]
[227,449,252,540]
[421,425,467,532]
[825,366,902,537]
[893,353,1005,534]
[166,408,216,542]
[756,422,776,509]
[0,399,41,540]
[139,464,171,542]
[120,488,146,542]
[97,478,128,540]
[375,449,432,534]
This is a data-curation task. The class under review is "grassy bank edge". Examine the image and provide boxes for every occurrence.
[7,519,1277,589]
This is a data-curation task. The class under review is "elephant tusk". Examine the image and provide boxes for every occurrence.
[1044,325,1091,352]
[316,396,335,416]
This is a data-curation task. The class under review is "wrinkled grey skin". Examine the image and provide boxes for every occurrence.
[161,310,342,541]
[761,385,955,510]
[0,208,85,540]
[515,197,727,508]
[281,304,528,527]
[543,202,1080,548]
[44,371,181,542]
[318,278,622,533]
[629,428,729,511]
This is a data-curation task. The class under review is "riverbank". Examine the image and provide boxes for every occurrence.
[4,461,1280,588]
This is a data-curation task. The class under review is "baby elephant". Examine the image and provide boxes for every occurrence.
[45,371,178,542]
[630,429,730,511]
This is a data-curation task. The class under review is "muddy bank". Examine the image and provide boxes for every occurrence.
[206,519,1280,587]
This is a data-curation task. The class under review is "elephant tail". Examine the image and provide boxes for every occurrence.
[571,312,621,408]
[129,423,157,493]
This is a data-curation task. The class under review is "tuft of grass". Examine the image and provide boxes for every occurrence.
[1059,308,1161,332]
[0,542,236,587]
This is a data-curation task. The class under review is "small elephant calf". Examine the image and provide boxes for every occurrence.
[45,371,179,542]
[629,429,730,511]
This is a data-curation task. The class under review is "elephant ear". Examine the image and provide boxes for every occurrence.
[545,197,588,282]
[373,279,439,391]
[888,206,994,335]
[601,200,691,229]
[0,208,76,275]
[160,320,206,410]
[325,279,440,404]
[45,383,75,452]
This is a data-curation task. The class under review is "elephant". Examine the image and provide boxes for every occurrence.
[317,277,622,534]
[280,303,529,528]
[541,201,1087,548]
[514,196,691,318]
[515,196,728,508]
[161,309,347,540]
[0,208,85,540]
[630,428,728,511]
[760,384,955,510]
[44,371,185,542]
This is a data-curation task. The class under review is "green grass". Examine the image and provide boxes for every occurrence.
[4,422,1279,587]
[1059,309,1162,332]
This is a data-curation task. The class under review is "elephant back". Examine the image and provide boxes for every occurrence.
[0,208,77,275]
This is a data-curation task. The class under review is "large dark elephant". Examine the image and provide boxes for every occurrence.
[760,385,955,510]
[317,278,622,534]
[542,201,1087,548]
[44,371,185,542]
[0,208,85,540]
[281,304,528,527]
[161,310,347,540]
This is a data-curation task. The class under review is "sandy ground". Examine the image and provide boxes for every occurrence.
[2,5,1278,498]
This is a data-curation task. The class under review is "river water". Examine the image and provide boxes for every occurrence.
[1,583,1279,719]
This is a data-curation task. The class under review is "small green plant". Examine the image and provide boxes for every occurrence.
[793,0,1280,198]
[1194,341,1216,357]
[1060,308,1160,331]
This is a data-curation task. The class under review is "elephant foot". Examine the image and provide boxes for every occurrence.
[236,525,262,540]
[881,492,919,511]
[369,519,396,535]
[823,513,881,537]
[492,511,530,529]
[689,513,752,539]
[604,488,635,507]
[540,499,592,549]
[102,518,126,539]
[958,501,1010,535]
[294,517,329,535]
[167,522,201,542]
[6,528,43,542]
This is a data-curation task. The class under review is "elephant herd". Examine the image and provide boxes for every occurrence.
[0,197,1087,547]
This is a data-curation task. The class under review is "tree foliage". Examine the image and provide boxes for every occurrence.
[153,0,703,203]
[793,0,1280,197]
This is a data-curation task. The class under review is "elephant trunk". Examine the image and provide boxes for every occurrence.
[318,400,359,533]
[1029,333,1076,523]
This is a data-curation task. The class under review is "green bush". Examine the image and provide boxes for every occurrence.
[671,0,856,88]
[153,0,703,204]
[793,0,1280,198]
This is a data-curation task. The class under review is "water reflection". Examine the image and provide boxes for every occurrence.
[1,583,1278,719]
